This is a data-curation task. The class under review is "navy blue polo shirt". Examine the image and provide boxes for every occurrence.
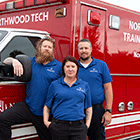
[77,57,112,105]
[45,77,92,121]
[25,57,62,116]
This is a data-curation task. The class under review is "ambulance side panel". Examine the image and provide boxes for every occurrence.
[74,0,140,139]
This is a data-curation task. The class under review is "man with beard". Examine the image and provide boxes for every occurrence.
[0,36,62,140]
[77,39,113,140]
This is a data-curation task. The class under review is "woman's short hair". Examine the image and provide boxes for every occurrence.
[62,55,79,76]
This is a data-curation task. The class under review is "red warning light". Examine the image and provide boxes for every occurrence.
[90,11,101,25]
[0,3,6,12]
[88,10,101,26]
[35,0,46,5]
[24,0,34,7]
[15,0,24,9]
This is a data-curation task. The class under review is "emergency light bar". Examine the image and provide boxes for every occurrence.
[35,0,66,5]
[35,0,46,5]
[6,2,14,10]
[0,0,67,12]
[24,0,34,7]
[15,0,24,9]
[0,3,5,12]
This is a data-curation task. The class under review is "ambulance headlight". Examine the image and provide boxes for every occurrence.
[109,15,120,30]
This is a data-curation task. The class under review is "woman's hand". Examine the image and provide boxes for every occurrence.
[44,121,51,128]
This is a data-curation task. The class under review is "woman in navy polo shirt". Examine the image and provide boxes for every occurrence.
[43,55,92,140]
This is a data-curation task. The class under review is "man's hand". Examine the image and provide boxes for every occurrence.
[101,111,111,126]
[12,59,23,77]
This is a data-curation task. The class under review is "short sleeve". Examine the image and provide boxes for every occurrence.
[84,83,92,109]
[102,62,112,84]
[45,83,55,108]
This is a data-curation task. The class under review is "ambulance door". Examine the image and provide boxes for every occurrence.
[125,77,140,136]
[80,2,105,61]
[80,2,126,139]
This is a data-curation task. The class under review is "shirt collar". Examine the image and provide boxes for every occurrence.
[35,58,57,67]
[78,57,96,68]
[46,58,57,66]
[60,76,81,86]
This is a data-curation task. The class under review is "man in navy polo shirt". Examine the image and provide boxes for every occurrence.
[77,39,113,140]
[0,36,61,140]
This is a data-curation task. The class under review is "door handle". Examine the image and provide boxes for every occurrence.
[127,101,133,111]
[118,102,125,112]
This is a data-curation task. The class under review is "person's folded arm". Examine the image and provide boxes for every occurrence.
[3,57,23,76]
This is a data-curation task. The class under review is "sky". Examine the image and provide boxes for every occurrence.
[101,0,140,12]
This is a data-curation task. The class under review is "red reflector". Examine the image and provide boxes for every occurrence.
[90,11,101,25]
[0,3,5,12]
[24,0,35,7]
[35,0,47,5]
[15,0,24,9]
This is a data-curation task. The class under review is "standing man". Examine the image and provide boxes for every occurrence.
[0,36,62,140]
[77,39,113,140]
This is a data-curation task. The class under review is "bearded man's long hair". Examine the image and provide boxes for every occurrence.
[35,36,55,64]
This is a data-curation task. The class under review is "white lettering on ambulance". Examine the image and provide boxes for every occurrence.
[0,18,5,26]
[123,32,140,43]
[15,16,20,24]
[25,15,30,23]
[123,21,140,44]
[134,52,140,58]
[0,15,30,26]
[129,21,140,31]
[43,12,49,21]
[0,12,49,26]
[8,17,15,25]
[5,17,9,25]
[31,12,48,22]
[39,12,43,21]
[0,100,4,112]
[0,100,15,112]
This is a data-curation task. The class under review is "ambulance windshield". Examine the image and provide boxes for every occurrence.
[0,31,8,42]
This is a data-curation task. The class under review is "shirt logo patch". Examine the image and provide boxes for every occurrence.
[90,68,98,73]
[76,87,85,93]
[47,68,55,73]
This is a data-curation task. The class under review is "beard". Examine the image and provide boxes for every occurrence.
[80,53,91,61]
[35,49,54,64]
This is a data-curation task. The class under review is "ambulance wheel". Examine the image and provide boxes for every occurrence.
[15,55,32,82]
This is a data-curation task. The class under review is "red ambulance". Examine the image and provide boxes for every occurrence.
[0,0,140,139]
